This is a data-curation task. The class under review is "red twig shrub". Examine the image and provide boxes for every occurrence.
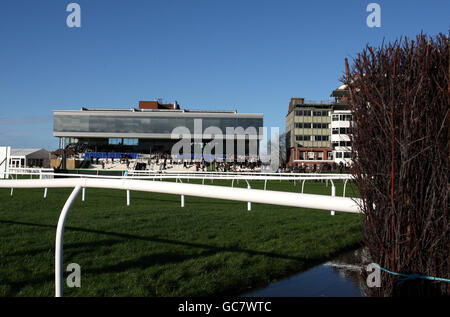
[344,33,449,296]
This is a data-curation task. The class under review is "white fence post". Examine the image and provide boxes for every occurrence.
[82,187,86,201]
[126,190,130,206]
[246,181,251,211]
[44,188,48,198]
[331,181,336,216]
[55,185,82,297]
[181,194,185,207]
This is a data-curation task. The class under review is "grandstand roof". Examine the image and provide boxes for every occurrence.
[10,148,47,157]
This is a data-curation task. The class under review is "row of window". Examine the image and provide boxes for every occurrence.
[9,158,44,168]
[332,141,352,147]
[295,151,352,160]
[295,135,330,141]
[294,123,330,129]
[55,115,263,134]
[108,138,139,146]
[332,127,351,134]
[294,110,330,117]
[313,123,329,129]
[297,151,334,160]
[335,151,352,159]
[332,114,353,121]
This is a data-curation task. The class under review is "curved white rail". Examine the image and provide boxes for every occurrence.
[0,178,360,212]
[0,177,361,297]
[55,185,81,297]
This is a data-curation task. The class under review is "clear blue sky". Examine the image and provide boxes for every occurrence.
[0,0,448,150]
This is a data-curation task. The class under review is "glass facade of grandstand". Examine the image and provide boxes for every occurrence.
[54,110,264,156]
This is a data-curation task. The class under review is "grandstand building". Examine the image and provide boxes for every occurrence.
[285,98,334,167]
[330,85,353,165]
[53,100,264,160]
[286,84,353,168]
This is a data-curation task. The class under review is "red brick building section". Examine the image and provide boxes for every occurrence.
[139,100,180,110]
[289,147,333,167]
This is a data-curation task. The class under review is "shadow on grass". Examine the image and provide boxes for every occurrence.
[0,219,362,296]
[0,219,304,261]
[6,239,122,257]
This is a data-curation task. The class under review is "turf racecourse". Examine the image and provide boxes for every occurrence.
[0,178,363,296]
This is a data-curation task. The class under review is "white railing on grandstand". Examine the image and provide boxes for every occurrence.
[0,170,360,297]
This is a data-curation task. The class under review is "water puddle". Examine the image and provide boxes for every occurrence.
[242,248,369,297]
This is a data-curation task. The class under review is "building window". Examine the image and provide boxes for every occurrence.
[295,122,312,129]
[332,128,339,134]
[123,138,139,146]
[339,127,350,134]
[336,152,343,158]
[296,135,311,141]
[315,135,329,141]
[332,115,339,121]
[327,151,333,160]
[303,110,312,116]
[338,114,353,121]
[339,141,351,147]
[317,152,323,160]
[344,152,351,158]
[322,111,329,116]
[313,123,329,129]
[109,138,122,145]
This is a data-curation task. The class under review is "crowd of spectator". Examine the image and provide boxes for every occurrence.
[87,151,352,174]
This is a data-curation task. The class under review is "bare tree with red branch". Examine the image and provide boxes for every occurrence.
[344,33,449,296]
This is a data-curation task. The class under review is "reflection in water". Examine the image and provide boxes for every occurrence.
[243,248,371,297]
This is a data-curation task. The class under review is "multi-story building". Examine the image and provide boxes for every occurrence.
[53,100,264,159]
[330,85,353,165]
[286,98,334,167]
[286,84,353,168]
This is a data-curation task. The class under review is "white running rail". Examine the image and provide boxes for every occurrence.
[0,175,360,297]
